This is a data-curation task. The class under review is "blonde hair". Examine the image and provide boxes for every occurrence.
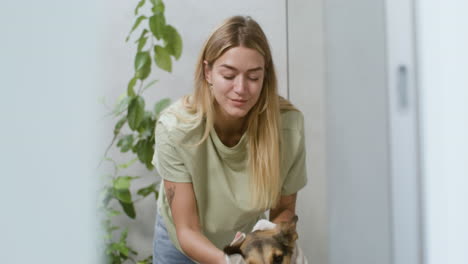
[183,16,297,210]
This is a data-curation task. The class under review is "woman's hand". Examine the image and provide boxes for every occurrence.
[269,193,297,224]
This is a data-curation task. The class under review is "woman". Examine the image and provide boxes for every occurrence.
[152,15,307,264]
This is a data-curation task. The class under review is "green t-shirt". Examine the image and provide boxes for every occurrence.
[152,98,307,254]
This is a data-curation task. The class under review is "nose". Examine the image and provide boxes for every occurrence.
[233,75,247,95]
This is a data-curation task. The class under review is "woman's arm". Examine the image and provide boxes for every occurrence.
[269,193,297,224]
[164,179,225,264]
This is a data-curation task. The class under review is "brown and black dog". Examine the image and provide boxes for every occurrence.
[224,216,299,264]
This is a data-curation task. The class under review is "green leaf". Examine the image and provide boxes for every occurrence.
[137,111,155,134]
[134,0,146,15]
[150,0,165,13]
[135,29,149,43]
[119,200,136,219]
[109,252,123,264]
[141,79,158,93]
[134,51,150,73]
[118,158,138,169]
[106,243,122,257]
[136,62,151,81]
[113,116,127,136]
[137,183,157,197]
[149,14,166,40]
[115,189,132,204]
[120,228,128,242]
[163,25,183,60]
[114,176,137,190]
[111,241,130,257]
[127,77,137,97]
[102,187,113,206]
[133,139,155,169]
[106,227,119,238]
[113,96,132,116]
[137,256,153,264]
[134,52,151,80]
[154,45,172,72]
[137,36,148,52]
[153,98,171,118]
[117,135,134,153]
[126,15,148,41]
[106,209,121,218]
[127,96,145,130]
[135,29,149,51]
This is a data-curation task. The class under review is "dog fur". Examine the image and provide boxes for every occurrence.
[224,216,299,264]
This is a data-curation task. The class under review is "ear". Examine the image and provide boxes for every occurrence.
[223,244,244,257]
[223,232,246,256]
[203,60,213,84]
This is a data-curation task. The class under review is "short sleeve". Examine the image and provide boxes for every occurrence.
[152,122,192,183]
[281,113,308,195]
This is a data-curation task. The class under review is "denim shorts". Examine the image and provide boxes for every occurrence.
[153,212,196,264]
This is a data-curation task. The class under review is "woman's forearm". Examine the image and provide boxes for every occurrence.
[270,208,295,224]
[177,228,225,264]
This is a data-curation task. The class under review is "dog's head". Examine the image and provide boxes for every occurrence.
[223,216,298,264]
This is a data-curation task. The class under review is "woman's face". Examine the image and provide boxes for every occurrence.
[205,46,265,121]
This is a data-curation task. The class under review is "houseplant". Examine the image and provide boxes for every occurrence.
[99,0,182,263]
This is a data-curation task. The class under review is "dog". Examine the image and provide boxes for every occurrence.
[223,216,299,264]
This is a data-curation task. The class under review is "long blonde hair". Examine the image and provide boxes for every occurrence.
[183,16,297,210]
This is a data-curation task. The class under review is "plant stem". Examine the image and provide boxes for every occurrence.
[98,136,118,168]
[137,79,145,95]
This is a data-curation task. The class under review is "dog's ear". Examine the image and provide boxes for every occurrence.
[223,244,244,256]
[275,215,299,248]
[223,233,246,257]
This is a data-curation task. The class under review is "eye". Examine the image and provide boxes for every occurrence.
[272,254,283,264]
[248,77,259,81]
[223,76,235,80]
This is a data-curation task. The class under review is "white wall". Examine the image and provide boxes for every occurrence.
[1,1,101,263]
[288,0,328,263]
[417,1,468,264]
[101,0,289,108]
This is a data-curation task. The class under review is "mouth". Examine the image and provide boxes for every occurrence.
[230,98,248,105]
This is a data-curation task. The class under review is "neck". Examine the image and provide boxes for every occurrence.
[214,115,246,136]
[213,107,248,147]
